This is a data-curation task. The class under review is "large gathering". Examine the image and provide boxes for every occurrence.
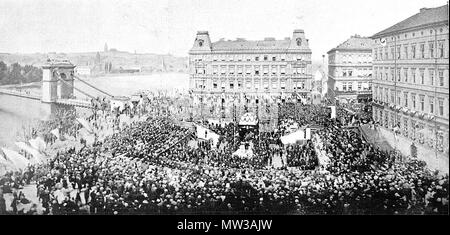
[0,1,449,218]
[1,92,448,215]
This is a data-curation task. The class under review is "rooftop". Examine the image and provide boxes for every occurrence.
[371,4,449,38]
[211,39,293,51]
[328,35,374,54]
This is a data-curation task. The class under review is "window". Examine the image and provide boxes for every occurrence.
[374,49,378,60]
[213,83,218,89]
[280,80,286,89]
[220,66,226,74]
[397,69,401,82]
[438,99,444,116]
[264,55,268,61]
[419,95,425,111]
[255,57,259,61]
[280,54,286,61]
[390,68,395,81]
[213,66,218,74]
[385,47,389,60]
[280,66,286,75]
[439,70,444,86]
[358,82,362,90]
[412,69,416,83]
[237,81,242,89]
[404,45,408,59]
[420,69,425,84]
[263,80,269,89]
[385,88,389,102]
[429,69,434,86]
[213,56,217,61]
[348,83,353,91]
[342,71,347,77]
[237,66,243,75]
[246,81,252,89]
[391,90,395,103]
[301,81,305,89]
[404,68,408,82]
[254,80,259,89]
[420,43,425,58]
[411,44,416,58]
[272,66,277,75]
[254,66,260,75]
[230,83,234,89]
[246,66,251,74]
[412,94,416,109]
[348,70,353,77]
[272,56,276,61]
[438,41,445,58]
[429,96,434,114]
[397,45,401,59]
[272,80,277,89]
[397,91,401,105]
[229,66,235,75]
[263,66,269,74]
[391,47,395,59]
[429,42,434,58]
[404,92,408,107]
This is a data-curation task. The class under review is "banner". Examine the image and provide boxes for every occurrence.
[50,128,60,139]
[1,147,29,170]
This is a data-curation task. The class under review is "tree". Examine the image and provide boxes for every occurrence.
[0,61,7,84]
[96,52,101,64]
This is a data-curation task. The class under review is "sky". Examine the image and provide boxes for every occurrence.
[0,0,447,61]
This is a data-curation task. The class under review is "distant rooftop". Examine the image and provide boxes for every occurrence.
[327,35,374,54]
[371,4,449,38]
[211,38,292,51]
[42,58,75,68]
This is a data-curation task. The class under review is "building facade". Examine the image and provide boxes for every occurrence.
[188,30,313,128]
[327,35,374,103]
[371,5,449,154]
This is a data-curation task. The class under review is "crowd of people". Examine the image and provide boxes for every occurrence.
[0,95,448,215]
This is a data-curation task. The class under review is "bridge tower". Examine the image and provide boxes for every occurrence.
[41,59,76,103]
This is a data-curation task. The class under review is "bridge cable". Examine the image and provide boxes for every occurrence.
[73,75,113,97]
[56,76,96,99]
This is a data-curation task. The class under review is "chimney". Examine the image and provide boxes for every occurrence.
[420,7,429,13]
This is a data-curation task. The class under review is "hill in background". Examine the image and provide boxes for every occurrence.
[0,50,188,75]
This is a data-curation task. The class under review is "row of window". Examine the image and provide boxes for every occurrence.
[375,28,446,43]
[192,54,309,63]
[338,53,372,64]
[374,109,446,148]
[374,40,447,60]
[374,109,446,149]
[339,68,372,77]
[374,67,446,87]
[195,65,308,75]
[373,87,447,117]
[337,82,372,92]
[195,80,306,90]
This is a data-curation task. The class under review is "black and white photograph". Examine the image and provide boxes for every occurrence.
[0,0,448,220]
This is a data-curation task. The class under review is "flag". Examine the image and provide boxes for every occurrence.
[50,128,60,139]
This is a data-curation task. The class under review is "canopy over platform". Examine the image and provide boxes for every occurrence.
[239,112,258,126]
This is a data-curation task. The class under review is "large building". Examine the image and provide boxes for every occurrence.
[327,35,375,103]
[188,30,313,128]
[370,5,449,154]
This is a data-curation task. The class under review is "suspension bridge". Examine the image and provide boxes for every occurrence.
[0,59,115,114]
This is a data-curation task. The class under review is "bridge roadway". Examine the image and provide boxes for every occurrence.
[0,88,93,109]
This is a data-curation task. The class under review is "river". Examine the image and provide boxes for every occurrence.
[0,73,189,149]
